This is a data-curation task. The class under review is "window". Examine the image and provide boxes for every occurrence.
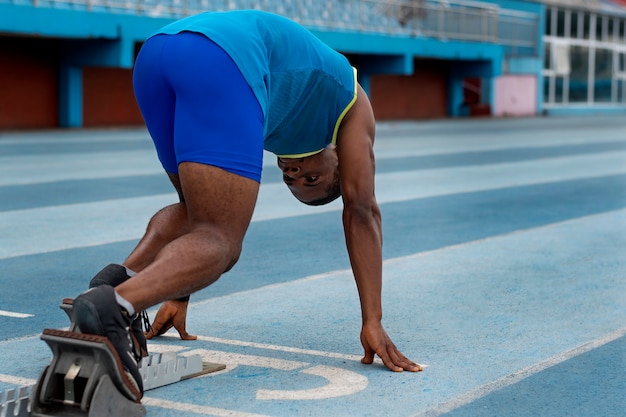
[571,11,580,39]
[542,7,626,107]
[569,45,590,103]
[607,18,615,41]
[597,15,607,41]
[618,79,625,103]
[544,42,552,70]
[619,52,626,75]
[552,43,571,75]
[583,13,592,40]
[594,48,613,102]
[557,9,566,37]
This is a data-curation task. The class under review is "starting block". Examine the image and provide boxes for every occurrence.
[16,299,226,416]
[31,329,146,417]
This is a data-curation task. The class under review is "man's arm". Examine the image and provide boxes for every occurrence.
[337,84,422,372]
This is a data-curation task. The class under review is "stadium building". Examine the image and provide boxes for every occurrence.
[0,0,625,129]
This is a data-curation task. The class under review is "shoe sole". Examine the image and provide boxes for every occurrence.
[61,297,147,360]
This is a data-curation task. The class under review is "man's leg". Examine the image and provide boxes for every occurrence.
[72,30,263,399]
[123,202,188,272]
[115,162,259,312]
[121,176,191,339]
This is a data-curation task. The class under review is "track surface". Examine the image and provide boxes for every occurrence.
[1,116,625,416]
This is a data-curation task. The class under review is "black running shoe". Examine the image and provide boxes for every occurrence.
[89,264,148,361]
[73,285,144,399]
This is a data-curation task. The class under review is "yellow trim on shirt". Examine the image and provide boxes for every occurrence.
[331,66,358,146]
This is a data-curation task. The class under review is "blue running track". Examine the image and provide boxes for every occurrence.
[0,116,625,416]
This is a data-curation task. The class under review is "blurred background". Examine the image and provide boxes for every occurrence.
[0,0,625,130]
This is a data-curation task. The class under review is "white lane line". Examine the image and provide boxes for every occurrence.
[193,334,363,362]
[142,397,272,417]
[413,325,626,417]
[0,150,277,187]
[0,150,163,186]
[2,151,626,260]
[0,310,34,318]
[189,209,626,308]
[187,349,307,371]
[0,129,152,146]
[0,374,36,386]
[0,374,270,417]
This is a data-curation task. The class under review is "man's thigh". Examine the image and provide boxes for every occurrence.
[177,162,259,242]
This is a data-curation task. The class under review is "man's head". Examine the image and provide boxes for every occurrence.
[277,144,341,206]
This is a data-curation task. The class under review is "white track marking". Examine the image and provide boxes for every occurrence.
[184,348,369,401]
[413,325,626,417]
[0,310,34,318]
[0,151,163,186]
[186,349,306,372]
[0,374,35,386]
[186,208,626,310]
[256,365,369,400]
[2,151,625,260]
[141,397,272,417]
[193,335,363,362]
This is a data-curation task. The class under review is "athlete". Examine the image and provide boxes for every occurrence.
[72,10,422,400]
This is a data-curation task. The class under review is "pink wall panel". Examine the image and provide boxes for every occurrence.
[494,75,537,117]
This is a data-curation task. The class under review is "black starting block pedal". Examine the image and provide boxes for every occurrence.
[31,329,146,417]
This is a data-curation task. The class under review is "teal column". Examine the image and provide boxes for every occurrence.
[447,76,465,117]
[483,77,494,116]
[59,65,83,128]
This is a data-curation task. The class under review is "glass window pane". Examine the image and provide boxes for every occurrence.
[543,76,552,103]
[546,8,552,36]
[557,9,566,37]
[571,11,580,39]
[555,76,565,103]
[594,48,613,102]
[570,45,590,102]
[544,42,552,70]
[596,15,604,41]
[608,18,615,42]
[617,80,624,103]
[583,13,592,40]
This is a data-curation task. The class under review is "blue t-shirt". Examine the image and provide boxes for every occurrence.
[155,10,358,157]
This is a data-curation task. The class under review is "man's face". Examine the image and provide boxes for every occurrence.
[277,145,340,205]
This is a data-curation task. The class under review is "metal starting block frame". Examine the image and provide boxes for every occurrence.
[139,351,224,391]
[0,351,222,417]
[0,385,31,417]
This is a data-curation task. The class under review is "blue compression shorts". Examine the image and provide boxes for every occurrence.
[132,31,264,182]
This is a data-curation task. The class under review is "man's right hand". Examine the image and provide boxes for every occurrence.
[145,299,197,340]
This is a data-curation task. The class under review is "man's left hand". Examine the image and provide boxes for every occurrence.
[360,321,423,372]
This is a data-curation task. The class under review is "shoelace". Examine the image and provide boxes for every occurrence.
[141,310,153,335]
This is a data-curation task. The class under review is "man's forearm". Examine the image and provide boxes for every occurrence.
[342,203,384,323]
